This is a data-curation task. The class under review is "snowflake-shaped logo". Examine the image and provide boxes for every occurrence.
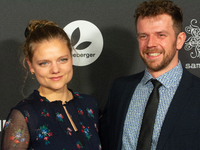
[184,19,200,58]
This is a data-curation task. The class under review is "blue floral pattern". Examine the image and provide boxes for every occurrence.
[80,122,92,140]
[86,108,94,118]
[36,124,53,145]
[2,90,101,149]
[4,118,12,130]
[10,128,29,147]
[56,112,64,122]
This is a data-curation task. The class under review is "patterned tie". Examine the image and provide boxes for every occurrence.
[136,79,162,150]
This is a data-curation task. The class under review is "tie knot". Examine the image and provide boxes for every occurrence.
[151,79,162,89]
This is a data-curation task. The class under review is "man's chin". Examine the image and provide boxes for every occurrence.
[146,62,165,72]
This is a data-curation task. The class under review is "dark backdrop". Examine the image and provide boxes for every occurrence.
[1,0,200,144]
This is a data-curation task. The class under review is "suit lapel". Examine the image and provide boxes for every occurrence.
[156,69,194,149]
[115,72,144,150]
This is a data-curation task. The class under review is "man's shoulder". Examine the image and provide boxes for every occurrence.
[182,68,200,87]
[114,71,144,84]
[109,71,145,92]
[183,68,200,79]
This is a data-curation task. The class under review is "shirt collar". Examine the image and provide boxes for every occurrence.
[141,61,183,88]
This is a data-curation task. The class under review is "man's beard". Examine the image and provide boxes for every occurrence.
[141,42,177,72]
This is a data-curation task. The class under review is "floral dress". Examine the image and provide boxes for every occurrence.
[1,90,101,150]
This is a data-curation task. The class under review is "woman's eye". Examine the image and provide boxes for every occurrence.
[39,62,48,66]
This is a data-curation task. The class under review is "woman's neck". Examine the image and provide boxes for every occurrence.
[38,86,73,103]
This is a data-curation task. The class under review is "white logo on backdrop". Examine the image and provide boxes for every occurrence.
[184,19,200,58]
[63,20,103,66]
[184,19,200,69]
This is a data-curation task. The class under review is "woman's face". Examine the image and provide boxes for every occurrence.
[27,38,73,92]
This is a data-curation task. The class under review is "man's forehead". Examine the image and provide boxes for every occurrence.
[137,14,174,29]
[136,14,175,34]
[138,14,172,22]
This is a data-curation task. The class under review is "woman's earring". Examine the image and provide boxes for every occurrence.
[31,72,35,79]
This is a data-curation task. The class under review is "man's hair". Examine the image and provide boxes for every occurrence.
[134,0,183,36]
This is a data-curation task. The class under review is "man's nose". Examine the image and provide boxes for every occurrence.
[147,35,157,48]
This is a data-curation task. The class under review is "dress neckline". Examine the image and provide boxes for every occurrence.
[33,89,77,104]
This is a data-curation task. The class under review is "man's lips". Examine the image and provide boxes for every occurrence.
[50,76,62,81]
[147,52,161,57]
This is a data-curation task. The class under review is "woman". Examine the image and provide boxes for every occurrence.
[1,19,101,150]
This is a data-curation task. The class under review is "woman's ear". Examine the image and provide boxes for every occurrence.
[26,58,34,73]
[176,32,186,50]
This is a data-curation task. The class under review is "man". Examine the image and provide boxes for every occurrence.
[99,0,200,150]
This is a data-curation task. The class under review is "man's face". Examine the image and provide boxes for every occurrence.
[137,14,182,77]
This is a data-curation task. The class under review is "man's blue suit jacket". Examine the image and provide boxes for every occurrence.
[99,68,200,150]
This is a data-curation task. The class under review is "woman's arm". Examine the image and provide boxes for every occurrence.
[1,109,30,150]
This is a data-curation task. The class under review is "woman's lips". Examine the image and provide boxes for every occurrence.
[50,76,62,81]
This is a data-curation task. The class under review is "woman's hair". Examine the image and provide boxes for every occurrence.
[134,0,183,36]
[22,19,72,63]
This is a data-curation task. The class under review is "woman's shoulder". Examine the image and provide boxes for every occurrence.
[72,91,98,107]
[14,90,41,110]
[73,91,99,119]
[74,92,96,100]
[74,91,97,103]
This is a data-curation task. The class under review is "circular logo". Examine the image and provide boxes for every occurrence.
[63,20,103,66]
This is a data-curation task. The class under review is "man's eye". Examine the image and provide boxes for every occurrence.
[159,34,165,37]
[139,35,147,39]
[60,58,68,62]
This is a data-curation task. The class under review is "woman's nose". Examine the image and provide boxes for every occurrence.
[51,63,60,74]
